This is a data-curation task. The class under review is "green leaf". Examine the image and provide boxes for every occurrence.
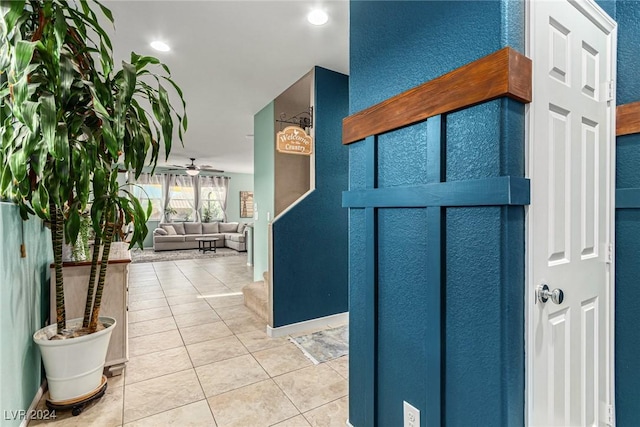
[93,167,106,197]
[54,7,67,52]
[21,101,39,133]
[2,0,26,35]
[54,123,69,161]
[14,40,37,75]
[94,0,114,24]
[9,147,26,182]
[40,94,56,154]
[67,209,80,244]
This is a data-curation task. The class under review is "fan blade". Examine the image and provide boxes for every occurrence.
[200,168,224,173]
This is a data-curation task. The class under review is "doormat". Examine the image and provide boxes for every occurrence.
[290,325,348,364]
[130,248,245,264]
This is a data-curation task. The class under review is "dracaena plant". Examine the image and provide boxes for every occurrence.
[0,0,187,335]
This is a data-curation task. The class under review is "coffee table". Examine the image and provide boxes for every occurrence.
[196,237,219,253]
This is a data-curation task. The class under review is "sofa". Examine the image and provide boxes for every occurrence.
[153,222,248,252]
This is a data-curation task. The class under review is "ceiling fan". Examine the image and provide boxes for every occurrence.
[167,158,224,176]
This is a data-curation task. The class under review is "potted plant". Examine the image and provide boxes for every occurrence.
[0,0,186,404]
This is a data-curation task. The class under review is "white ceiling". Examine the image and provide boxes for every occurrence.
[105,0,350,174]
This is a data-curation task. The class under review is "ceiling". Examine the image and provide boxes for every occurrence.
[105,1,350,175]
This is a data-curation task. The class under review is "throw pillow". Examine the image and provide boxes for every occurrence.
[219,222,238,233]
[171,222,186,235]
[184,222,202,235]
[162,225,177,235]
[202,222,219,234]
[237,223,246,234]
[154,228,167,235]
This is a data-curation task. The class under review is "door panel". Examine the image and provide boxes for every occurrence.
[529,0,615,425]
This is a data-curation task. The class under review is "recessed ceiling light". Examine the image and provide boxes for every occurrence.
[307,9,328,26]
[150,41,170,52]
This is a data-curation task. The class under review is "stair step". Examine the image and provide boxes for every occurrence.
[242,281,268,323]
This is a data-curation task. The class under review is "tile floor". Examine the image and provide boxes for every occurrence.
[30,254,349,427]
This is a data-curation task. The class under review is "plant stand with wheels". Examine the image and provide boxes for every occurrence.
[46,376,108,416]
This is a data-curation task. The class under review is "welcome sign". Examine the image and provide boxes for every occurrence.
[276,126,313,156]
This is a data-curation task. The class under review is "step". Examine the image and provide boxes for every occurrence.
[242,281,269,323]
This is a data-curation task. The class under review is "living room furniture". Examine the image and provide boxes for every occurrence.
[49,242,130,376]
[196,237,219,253]
[153,221,249,252]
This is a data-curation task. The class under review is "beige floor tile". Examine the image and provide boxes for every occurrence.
[129,329,184,357]
[303,396,349,427]
[123,400,215,427]
[128,279,160,289]
[236,330,288,353]
[186,336,248,367]
[128,316,177,339]
[124,369,204,423]
[326,356,349,379]
[163,287,200,297]
[223,314,266,334]
[273,364,348,413]
[125,347,192,385]
[129,298,168,312]
[179,322,233,345]
[272,415,312,427]
[166,294,203,306]
[203,293,244,309]
[214,304,255,321]
[129,284,163,295]
[128,306,173,324]
[128,291,165,302]
[192,283,230,295]
[195,354,268,397]
[173,309,221,328]
[30,381,123,426]
[207,379,299,427]
[170,301,213,315]
[253,343,313,377]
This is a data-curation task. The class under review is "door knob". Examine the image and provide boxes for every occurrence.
[536,284,564,305]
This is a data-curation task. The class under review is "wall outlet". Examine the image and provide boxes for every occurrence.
[403,401,420,427]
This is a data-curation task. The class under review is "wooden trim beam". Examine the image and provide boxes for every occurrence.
[616,101,640,136]
[342,47,532,145]
[616,188,640,209]
[343,176,530,209]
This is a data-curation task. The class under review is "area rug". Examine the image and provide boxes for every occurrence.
[290,325,349,364]
[130,248,246,263]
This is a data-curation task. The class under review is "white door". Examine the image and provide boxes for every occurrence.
[528,1,616,426]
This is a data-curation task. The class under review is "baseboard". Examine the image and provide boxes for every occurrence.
[266,312,348,338]
[20,380,46,427]
[346,420,354,427]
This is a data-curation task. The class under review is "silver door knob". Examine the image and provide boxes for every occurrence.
[536,284,564,305]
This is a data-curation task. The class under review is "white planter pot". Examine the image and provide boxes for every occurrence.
[33,317,116,402]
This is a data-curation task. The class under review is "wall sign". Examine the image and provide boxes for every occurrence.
[276,126,313,156]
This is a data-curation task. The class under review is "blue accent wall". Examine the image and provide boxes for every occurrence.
[614,1,640,425]
[348,1,524,426]
[0,204,52,427]
[271,67,349,327]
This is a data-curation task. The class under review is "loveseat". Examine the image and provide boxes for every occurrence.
[153,222,248,252]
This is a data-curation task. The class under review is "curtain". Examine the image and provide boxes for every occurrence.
[199,175,230,221]
[174,174,196,221]
[213,176,230,221]
[161,174,175,222]
[193,175,202,222]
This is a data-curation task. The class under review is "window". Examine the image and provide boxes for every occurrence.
[201,185,225,222]
[132,175,163,221]
[168,178,195,222]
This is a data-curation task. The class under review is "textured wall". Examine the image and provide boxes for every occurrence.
[0,204,52,427]
[349,1,524,426]
[613,1,640,425]
[253,102,275,281]
[272,67,349,327]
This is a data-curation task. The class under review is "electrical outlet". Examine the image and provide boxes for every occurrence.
[403,401,420,427]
